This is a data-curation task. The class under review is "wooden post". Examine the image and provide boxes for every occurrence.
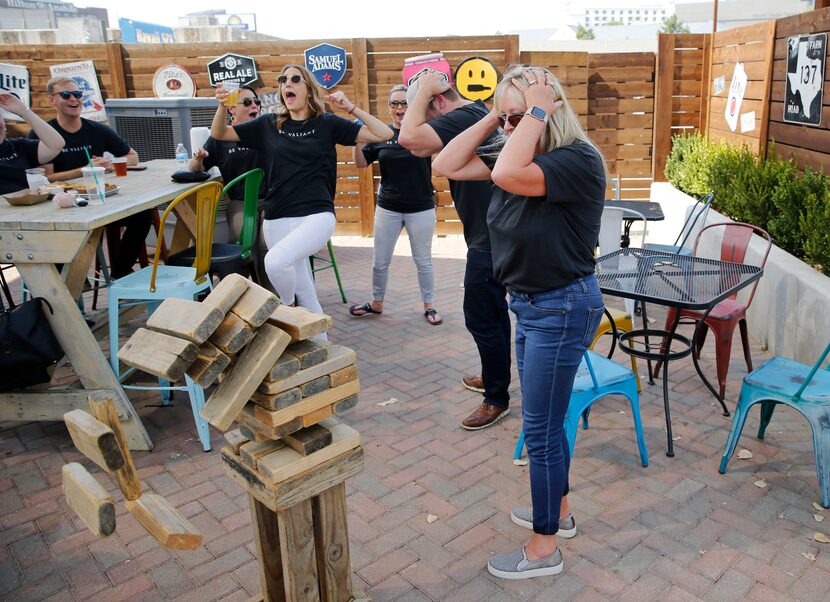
[652,34,676,182]
[699,34,713,138]
[351,38,375,237]
[312,483,352,602]
[249,494,287,602]
[106,43,128,99]
[504,34,521,68]
[757,20,777,159]
[277,499,320,600]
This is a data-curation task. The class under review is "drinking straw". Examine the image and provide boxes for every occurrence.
[83,148,106,205]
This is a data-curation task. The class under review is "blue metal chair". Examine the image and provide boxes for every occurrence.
[719,341,830,508]
[644,192,713,256]
[514,350,648,467]
[107,181,225,452]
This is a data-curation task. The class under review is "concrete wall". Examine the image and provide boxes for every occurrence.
[649,182,830,365]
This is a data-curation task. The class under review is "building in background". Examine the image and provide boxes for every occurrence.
[174,10,277,43]
[119,18,174,44]
[0,0,108,44]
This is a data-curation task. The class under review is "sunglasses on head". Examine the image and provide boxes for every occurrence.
[55,90,83,100]
[497,113,524,128]
[239,98,262,107]
[389,100,407,108]
[277,74,305,85]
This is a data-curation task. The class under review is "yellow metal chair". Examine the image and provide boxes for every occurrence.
[592,309,642,391]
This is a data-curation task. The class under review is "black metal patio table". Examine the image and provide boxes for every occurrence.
[595,248,764,456]
[604,201,664,247]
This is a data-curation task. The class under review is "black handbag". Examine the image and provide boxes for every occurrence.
[0,266,64,391]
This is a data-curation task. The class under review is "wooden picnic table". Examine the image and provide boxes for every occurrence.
[0,159,212,451]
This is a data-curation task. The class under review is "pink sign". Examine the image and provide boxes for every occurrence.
[402,53,453,87]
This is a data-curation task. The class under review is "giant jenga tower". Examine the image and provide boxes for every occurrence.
[117,274,367,602]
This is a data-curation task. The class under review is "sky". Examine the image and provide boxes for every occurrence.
[77,0,690,39]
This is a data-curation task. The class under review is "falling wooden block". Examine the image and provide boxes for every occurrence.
[87,393,142,501]
[118,328,199,381]
[223,429,250,455]
[258,345,356,394]
[253,380,360,431]
[230,284,280,328]
[265,354,300,383]
[285,340,329,369]
[124,493,203,550]
[240,439,285,468]
[203,273,249,314]
[329,365,359,388]
[238,425,268,443]
[62,463,115,537]
[209,312,254,355]
[283,423,333,456]
[201,324,292,431]
[266,305,333,342]
[186,342,231,388]
[146,298,224,344]
[63,409,124,472]
[251,387,302,412]
[237,404,305,440]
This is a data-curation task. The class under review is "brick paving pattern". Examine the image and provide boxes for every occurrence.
[1,234,828,601]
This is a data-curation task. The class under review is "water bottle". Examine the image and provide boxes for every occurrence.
[175,143,188,170]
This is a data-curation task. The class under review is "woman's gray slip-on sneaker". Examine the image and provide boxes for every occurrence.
[510,507,577,539]
[487,547,563,580]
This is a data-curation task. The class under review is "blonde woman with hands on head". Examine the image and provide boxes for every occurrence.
[434,65,607,580]
[210,64,392,331]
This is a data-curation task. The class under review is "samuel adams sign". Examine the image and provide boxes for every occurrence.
[304,43,347,89]
[206,53,259,87]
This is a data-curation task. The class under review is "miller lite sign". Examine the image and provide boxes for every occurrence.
[304,43,347,89]
[207,53,259,87]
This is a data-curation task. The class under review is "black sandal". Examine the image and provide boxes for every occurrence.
[349,302,382,317]
[424,308,443,325]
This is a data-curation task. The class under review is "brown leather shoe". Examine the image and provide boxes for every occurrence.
[462,374,484,393]
[462,404,510,430]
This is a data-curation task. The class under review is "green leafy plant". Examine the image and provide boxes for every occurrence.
[664,132,720,196]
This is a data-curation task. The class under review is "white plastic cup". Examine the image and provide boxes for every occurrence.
[222,81,240,107]
[81,166,107,204]
[25,167,49,190]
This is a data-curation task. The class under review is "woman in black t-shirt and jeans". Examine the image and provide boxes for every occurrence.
[434,65,606,580]
[211,64,392,330]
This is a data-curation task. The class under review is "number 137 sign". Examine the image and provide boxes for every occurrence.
[784,32,826,126]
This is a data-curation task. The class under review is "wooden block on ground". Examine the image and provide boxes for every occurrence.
[285,340,329,369]
[124,493,203,550]
[237,405,304,440]
[283,423,332,456]
[251,387,302,412]
[240,439,285,468]
[87,393,142,501]
[266,305,333,342]
[223,429,250,455]
[257,418,360,483]
[118,328,199,381]
[302,403,333,427]
[222,443,364,512]
[329,364,359,388]
[209,312,254,355]
[186,342,231,388]
[265,354,300,383]
[63,409,124,472]
[146,298,224,344]
[62,463,115,537]
[230,284,279,328]
[201,324,292,431]
[334,394,359,414]
[300,375,330,397]
[253,380,360,431]
[313,482,352,601]
[203,273,249,314]
[258,345,356,394]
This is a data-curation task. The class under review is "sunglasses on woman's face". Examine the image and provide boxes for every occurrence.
[239,98,262,107]
[277,75,305,85]
[389,100,407,108]
[497,113,524,128]
[54,90,83,100]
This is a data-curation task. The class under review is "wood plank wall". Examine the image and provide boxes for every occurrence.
[767,8,830,173]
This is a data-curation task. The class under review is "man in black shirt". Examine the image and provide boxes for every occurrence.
[32,77,149,279]
[399,70,512,430]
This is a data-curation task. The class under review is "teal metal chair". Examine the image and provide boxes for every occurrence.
[310,240,347,303]
[107,181,225,452]
[514,350,648,467]
[644,193,713,256]
[719,341,830,508]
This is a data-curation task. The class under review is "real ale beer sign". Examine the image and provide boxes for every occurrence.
[207,53,259,87]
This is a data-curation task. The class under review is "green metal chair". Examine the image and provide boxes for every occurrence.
[310,240,347,303]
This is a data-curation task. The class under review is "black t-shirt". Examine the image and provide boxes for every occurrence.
[233,112,361,220]
[486,142,606,293]
[29,118,131,172]
[362,126,434,214]
[0,138,40,195]
[428,100,493,251]
[202,137,262,201]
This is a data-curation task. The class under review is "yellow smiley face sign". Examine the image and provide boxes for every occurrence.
[454,57,500,102]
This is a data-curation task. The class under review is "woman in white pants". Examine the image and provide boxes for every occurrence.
[350,84,441,325]
[210,64,392,330]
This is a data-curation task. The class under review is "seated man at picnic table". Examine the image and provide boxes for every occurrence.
[29,76,150,279]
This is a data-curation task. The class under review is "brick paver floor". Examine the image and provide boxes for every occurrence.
[2,234,828,601]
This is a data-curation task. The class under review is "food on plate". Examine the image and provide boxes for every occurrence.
[61,182,118,195]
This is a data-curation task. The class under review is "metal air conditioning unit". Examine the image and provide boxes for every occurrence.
[104,97,218,161]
